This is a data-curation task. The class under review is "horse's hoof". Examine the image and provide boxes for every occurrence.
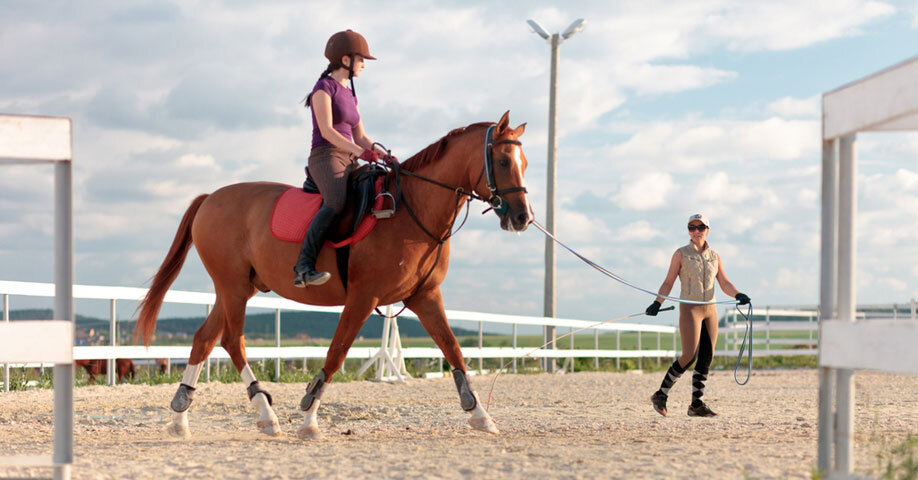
[165,421,190,438]
[469,416,499,434]
[296,425,322,440]
[257,418,281,437]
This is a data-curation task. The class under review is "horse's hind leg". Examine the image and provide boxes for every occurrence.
[406,287,498,434]
[297,295,378,440]
[166,301,225,438]
[220,295,280,436]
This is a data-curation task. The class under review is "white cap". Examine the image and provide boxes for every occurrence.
[687,213,709,227]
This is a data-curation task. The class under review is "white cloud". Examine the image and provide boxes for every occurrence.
[703,1,896,51]
[766,95,820,118]
[614,173,674,210]
[609,117,819,172]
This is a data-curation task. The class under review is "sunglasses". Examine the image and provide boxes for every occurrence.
[688,225,708,232]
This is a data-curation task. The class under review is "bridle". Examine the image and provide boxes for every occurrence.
[369,124,528,317]
[481,125,527,216]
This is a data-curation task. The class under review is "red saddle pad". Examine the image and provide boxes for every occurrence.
[269,179,384,248]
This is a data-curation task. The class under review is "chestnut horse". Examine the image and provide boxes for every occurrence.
[135,111,532,439]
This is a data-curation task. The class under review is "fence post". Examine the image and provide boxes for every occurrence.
[3,293,8,392]
[911,298,916,320]
[765,307,770,353]
[732,308,737,351]
[615,331,620,370]
[478,320,483,374]
[594,329,599,371]
[893,303,898,320]
[108,299,116,386]
[512,323,518,374]
[205,304,212,382]
[275,308,281,381]
[637,331,642,370]
[567,327,573,373]
[809,313,814,346]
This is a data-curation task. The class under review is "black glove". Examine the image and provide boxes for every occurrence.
[735,293,751,305]
[645,300,662,316]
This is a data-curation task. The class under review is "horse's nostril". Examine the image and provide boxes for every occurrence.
[517,211,529,225]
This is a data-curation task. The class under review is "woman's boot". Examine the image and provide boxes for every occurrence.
[293,206,337,287]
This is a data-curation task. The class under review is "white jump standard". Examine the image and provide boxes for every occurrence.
[817,55,918,478]
[0,114,75,480]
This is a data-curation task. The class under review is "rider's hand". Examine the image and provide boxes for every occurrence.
[359,149,379,163]
[645,300,662,316]
[735,293,751,305]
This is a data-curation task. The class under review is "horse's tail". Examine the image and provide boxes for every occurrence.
[134,194,209,347]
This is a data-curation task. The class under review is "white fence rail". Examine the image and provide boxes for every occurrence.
[3,281,916,387]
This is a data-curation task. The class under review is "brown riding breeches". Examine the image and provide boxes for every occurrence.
[307,146,357,214]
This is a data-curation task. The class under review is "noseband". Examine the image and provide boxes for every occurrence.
[481,125,527,216]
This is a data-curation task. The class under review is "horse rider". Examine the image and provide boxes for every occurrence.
[294,29,389,287]
[645,214,751,417]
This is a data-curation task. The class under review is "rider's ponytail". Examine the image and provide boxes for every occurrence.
[304,63,338,107]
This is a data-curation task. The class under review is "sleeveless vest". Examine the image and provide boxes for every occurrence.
[679,242,718,302]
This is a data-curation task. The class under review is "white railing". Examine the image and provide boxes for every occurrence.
[1,280,678,385]
[4,280,915,387]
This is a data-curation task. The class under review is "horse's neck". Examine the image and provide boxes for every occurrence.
[402,138,479,239]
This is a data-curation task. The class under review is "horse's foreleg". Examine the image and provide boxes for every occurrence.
[223,331,280,437]
[166,302,224,438]
[407,288,498,434]
[297,295,378,440]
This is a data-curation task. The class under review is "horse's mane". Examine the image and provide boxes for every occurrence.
[400,122,493,171]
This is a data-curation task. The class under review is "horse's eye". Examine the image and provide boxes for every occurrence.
[499,158,509,168]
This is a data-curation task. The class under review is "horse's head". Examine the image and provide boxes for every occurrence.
[474,111,534,232]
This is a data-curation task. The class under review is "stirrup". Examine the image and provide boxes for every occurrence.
[372,192,396,219]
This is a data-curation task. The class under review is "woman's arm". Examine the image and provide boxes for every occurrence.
[312,90,364,157]
[654,250,682,304]
[715,253,740,297]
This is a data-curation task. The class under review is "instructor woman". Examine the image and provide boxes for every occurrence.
[294,29,388,287]
[645,214,750,417]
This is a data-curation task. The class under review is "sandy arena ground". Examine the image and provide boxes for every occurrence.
[1,369,916,479]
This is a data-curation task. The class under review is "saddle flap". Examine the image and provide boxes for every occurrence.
[271,166,390,247]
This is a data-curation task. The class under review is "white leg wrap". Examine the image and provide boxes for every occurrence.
[240,364,279,436]
[241,364,257,386]
[182,362,203,388]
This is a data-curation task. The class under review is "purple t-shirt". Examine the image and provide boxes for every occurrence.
[309,76,360,149]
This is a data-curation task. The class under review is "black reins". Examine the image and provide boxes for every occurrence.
[370,125,526,318]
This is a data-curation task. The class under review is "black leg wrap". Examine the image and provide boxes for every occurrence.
[170,383,196,413]
[247,381,273,406]
[300,370,328,411]
[453,369,477,411]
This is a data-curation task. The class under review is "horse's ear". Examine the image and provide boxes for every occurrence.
[510,122,526,138]
[496,110,510,135]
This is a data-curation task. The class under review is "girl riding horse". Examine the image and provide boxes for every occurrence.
[294,29,391,288]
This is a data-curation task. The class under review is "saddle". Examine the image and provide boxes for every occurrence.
[270,164,395,246]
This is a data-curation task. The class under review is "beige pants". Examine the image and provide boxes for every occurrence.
[678,304,718,368]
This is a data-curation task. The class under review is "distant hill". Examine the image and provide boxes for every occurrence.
[3,308,477,340]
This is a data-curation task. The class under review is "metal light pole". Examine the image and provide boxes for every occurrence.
[528,18,585,373]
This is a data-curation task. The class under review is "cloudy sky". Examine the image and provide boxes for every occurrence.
[1,0,917,324]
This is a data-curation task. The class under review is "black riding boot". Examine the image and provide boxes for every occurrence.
[293,206,337,287]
